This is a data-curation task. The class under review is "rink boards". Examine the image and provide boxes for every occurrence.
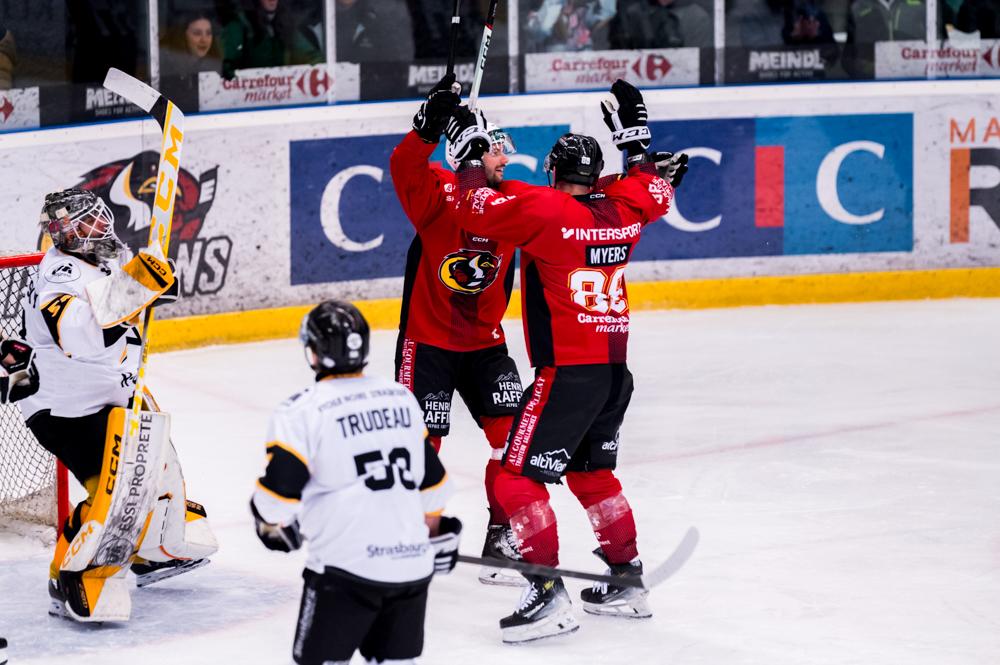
[1,79,998,349]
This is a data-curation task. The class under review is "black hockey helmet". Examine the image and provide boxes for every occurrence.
[543,133,604,187]
[299,300,370,377]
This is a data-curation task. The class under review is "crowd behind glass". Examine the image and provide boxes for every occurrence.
[0,0,997,126]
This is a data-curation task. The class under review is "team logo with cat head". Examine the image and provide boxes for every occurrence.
[438,249,502,294]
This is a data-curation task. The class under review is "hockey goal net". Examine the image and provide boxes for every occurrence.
[0,252,69,537]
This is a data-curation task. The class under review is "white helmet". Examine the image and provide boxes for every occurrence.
[445,122,516,171]
[39,188,123,261]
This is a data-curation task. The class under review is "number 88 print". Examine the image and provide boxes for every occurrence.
[568,267,628,315]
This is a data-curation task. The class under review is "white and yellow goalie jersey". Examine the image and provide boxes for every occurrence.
[19,247,141,421]
[253,374,453,585]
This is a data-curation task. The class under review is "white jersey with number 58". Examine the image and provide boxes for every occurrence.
[252,374,452,585]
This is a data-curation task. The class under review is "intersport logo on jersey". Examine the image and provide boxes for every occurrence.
[632,113,914,262]
[525,48,699,92]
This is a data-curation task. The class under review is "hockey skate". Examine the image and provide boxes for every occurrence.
[479,524,527,587]
[500,574,579,644]
[47,579,70,619]
[580,548,651,619]
[131,558,211,588]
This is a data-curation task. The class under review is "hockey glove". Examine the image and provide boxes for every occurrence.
[413,73,462,144]
[444,106,491,165]
[429,515,463,575]
[250,499,302,552]
[0,338,38,403]
[650,151,689,188]
[601,79,651,158]
[152,259,180,308]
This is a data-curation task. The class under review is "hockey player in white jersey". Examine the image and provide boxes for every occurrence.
[251,300,463,665]
[0,337,38,404]
[19,188,218,618]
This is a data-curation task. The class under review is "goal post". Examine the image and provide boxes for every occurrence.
[0,251,70,537]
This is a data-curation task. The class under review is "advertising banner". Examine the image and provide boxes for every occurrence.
[2,80,998,320]
[39,83,146,126]
[525,48,700,92]
[359,59,510,100]
[876,40,1000,79]
[0,87,40,131]
[724,45,853,84]
[634,114,913,261]
[198,63,360,111]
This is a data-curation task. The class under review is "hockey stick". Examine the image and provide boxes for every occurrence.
[468,0,499,111]
[457,526,699,590]
[57,69,184,621]
[446,0,461,76]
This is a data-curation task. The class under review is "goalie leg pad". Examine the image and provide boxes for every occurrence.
[137,440,219,562]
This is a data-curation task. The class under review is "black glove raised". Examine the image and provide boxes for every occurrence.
[0,338,38,403]
[413,73,462,144]
[444,106,491,165]
[650,151,689,188]
[250,499,302,552]
[429,515,463,575]
[601,79,651,157]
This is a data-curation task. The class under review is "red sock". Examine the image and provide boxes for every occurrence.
[567,470,639,564]
[481,416,513,524]
[495,468,559,567]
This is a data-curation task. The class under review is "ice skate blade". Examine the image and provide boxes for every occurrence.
[479,566,528,587]
[582,599,652,619]
[135,558,210,588]
[501,610,580,644]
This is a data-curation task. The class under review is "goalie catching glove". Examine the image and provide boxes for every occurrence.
[0,337,38,403]
[250,498,303,552]
[444,106,492,166]
[413,73,462,144]
[601,79,651,159]
[429,515,463,574]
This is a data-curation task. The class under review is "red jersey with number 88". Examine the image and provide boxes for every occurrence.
[455,166,673,366]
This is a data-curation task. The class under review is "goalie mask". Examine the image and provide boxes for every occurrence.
[544,133,604,187]
[300,300,371,377]
[40,188,124,261]
[446,122,516,171]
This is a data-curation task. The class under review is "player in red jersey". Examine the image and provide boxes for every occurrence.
[446,79,689,643]
[390,73,525,586]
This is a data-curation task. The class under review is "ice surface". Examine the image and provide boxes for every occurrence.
[2,300,999,664]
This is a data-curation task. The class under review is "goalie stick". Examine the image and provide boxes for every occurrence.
[57,68,185,622]
[457,526,699,590]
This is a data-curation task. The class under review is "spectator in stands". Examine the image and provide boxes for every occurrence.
[725,0,783,47]
[610,0,713,50]
[221,0,322,78]
[955,0,1000,37]
[0,24,15,90]
[161,12,223,78]
[843,0,926,78]
[524,0,615,52]
[336,0,414,62]
[406,0,481,60]
[782,0,835,45]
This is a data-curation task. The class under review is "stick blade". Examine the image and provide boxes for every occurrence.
[103,68,160,113]
[642,526,700,590]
